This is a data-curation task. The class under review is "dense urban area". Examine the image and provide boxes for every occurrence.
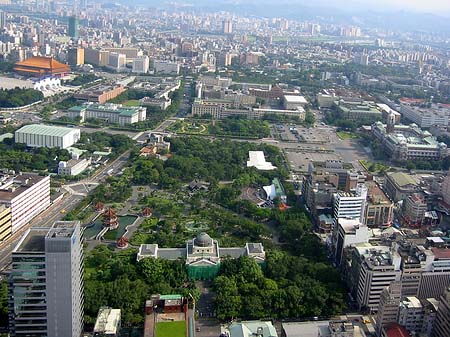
[0,1,450,337]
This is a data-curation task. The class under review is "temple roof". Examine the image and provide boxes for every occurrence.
[14,56,70,72]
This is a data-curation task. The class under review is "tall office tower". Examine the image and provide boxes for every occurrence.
[68,16,79,39]
[351,245,401,310]
[333,183,368,222]
[0,10,6,29]
[67,47,85,66]
[433,288,450,337]
[9,221,84,337]
[222,20,232,34]
[375,282,401,336]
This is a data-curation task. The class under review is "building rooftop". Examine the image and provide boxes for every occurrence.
[228,321,277,337]
[14,56,70,72]
[15,124,79,137]
[387,172,418,188]
[93,307,121,335]
[284,95,308,104]
[13,221,79,253]
[247,151,276,170]
[0,173,48,202]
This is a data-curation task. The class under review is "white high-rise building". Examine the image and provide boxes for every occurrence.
[132,56,149,74]
[108,52,126,70]
[9,221,84,337]
[352,245,402,310]
[332,218,369,265]
[333,183,368,222]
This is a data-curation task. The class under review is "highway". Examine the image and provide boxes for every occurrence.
[0,149,132,272]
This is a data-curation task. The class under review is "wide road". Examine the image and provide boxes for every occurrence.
[0,150,132,272]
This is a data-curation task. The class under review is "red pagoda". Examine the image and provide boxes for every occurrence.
[103,208,119,229]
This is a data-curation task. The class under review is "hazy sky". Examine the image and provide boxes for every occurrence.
[334,0,450,15]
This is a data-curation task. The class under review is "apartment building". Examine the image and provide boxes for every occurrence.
[433,288,450,337]
[352,246,402,310]
[0,173,50,234]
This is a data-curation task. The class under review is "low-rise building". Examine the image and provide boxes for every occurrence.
[283,95,308,110]
[93,307,121,337]
[384,172,420,202]
[68,103,146,126]
[137,232,265,280]
[74,84,126,104]
[372,121,448,161]
[15,124,81,149]
[334,99,382,122]
[58,158,90,176]
[227,321,277,337]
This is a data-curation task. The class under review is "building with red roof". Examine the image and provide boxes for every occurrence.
[14,56,70,77]
[382,323,411,337]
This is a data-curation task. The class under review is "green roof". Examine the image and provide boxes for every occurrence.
[388,172,418,187]
[160,294,182,300]
[273,177,286,198]
[16,124,79,137]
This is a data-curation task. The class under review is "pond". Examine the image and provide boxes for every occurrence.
[83,215,138,240]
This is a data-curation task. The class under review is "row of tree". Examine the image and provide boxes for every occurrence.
[0,88,43,108]
[214,254,346,321]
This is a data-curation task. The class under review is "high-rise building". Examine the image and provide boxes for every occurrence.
[9,221,84,337]
[67,47,85,66]
[351,245,402,310]
[0,10,7,29]
[375,282,401,336]
[132,56,149,74]
[433,288,450,337]
[332,218,369,266]
[222,20,232,34]
[108,52,126,71]
[333,183,368,222]
[68,16,79,39]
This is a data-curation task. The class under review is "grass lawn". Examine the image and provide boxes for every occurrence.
[337,131,359,140]
[155,321,186,337]
[123,100,140,107]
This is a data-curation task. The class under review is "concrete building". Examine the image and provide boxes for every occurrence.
[108,52,126,71]
[372,121,448,161]
[74,84,126,104]
[153,60,180,74]
[0,173,50,234]
[0,204,11,242]
[222,20,233,34]
[334,99,382,122]
[93,307,121,337]
[402,193,428,224]
[283,95,308,110]
[433,288,450,337]
[132,56,149,74]
[375,282,401,336]
[68,103,146,126]
[397,297,438,336]
[67,48,84,66]
[9,221,83,337]
[352,245,402,310]
[227,321,277,337]
[333,184,368,222]
[58,158,90,176]
[333,218,369,266]
[400,104,450,128]
[15,124,81,149]
[247,151,276,171]
[364,181,393,228]
[384,172,419,202]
